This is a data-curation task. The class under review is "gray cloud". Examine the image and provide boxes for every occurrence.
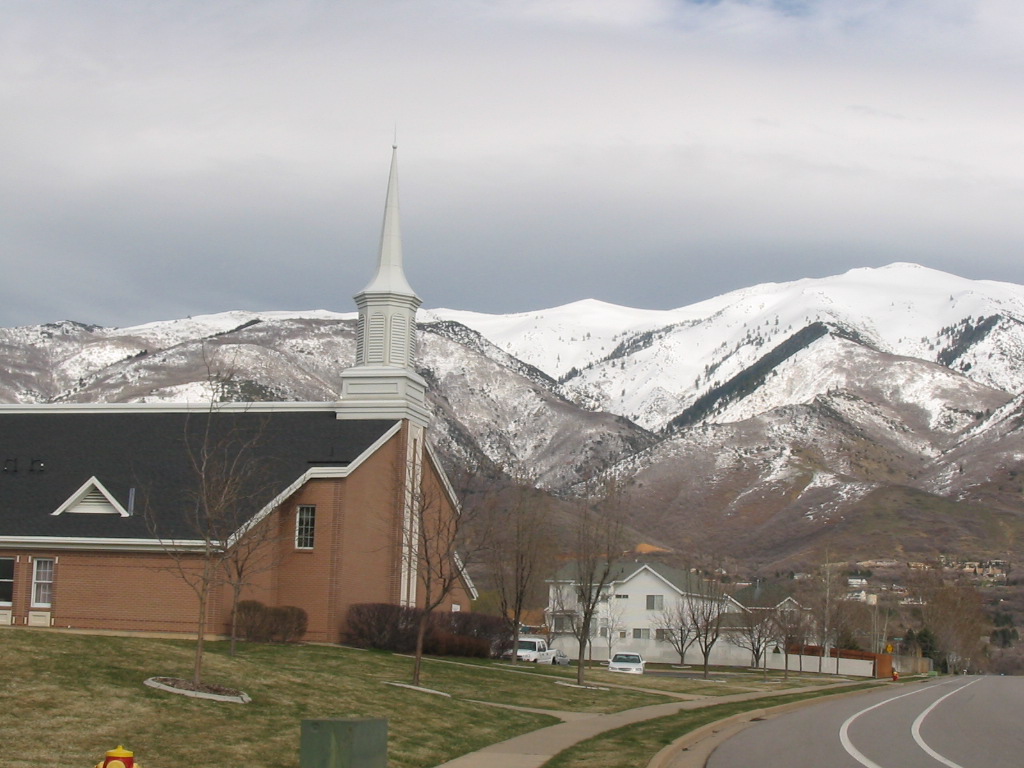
[1,0,1022,327]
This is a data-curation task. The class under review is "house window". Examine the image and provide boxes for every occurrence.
[646,594,664,610]
[632,627,651,640]
[615,594,629,599]
[553,615,572,633]
[0,558,13,604]
[295,505,316,549]
[32,558,54,608]
[655,628,670,642]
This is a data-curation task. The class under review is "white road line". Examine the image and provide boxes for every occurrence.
[838,680,966,768]
[910,678,980,768]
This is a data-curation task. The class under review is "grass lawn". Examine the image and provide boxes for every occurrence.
[0,630,666,768]
[1,629,877,768]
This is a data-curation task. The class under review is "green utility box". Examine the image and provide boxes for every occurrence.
[300,718,388,768]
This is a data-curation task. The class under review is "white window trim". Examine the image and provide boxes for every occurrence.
[295,505,316,550]
[31,558,54,609]
[0,557,13,606]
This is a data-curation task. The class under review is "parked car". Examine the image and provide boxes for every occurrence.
[551,649,571,666]
[608,652,645,674]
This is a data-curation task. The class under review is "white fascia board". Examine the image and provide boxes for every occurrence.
[0,401,341,415]
[0,536,214,553]
[425,442,462,514]
[613,563,650,588]
[454,552,479,600]
[225,420,404,547]
[51,476,129,517]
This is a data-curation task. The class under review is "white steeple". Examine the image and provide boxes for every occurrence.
[361,144,419,301]
[338,145,430,426]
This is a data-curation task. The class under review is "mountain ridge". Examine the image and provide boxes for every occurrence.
[3,262,1024,570]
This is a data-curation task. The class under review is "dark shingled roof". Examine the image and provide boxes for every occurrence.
[0,407,395,542]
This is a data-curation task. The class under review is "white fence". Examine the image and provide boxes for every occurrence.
[550,634,877,678]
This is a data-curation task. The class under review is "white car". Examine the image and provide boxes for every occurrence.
[608,652,645,674]
[551,649,571,666]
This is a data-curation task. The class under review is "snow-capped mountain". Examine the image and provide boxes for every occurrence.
[4,263,1024,568]
[429,263,1024,431]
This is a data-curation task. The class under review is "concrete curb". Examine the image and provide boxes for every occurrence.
[143,677,252,704]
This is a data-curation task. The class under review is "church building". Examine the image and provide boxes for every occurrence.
[0,147,474,643]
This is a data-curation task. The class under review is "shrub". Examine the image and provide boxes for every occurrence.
[345,603,421,652]
[269,606,309,643]
[234,600,308,643]
[345,603,509,657]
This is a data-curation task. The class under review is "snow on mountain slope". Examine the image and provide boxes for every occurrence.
[711,334,1009,438]
[423,300,688,381]
[432,264,1024,431]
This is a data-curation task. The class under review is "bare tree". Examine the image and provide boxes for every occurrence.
[653,599,695,664]
[773,600,811,679]
[489,482,555,665]
[916,575,988,673]
[802,558,847,673]
[548,483,625,685]
[600,593,629,661]
[402,449,481,687]
[731,600,779,670]
[685,573,730,679]
[147,405,278,684]
[221,500,285,657]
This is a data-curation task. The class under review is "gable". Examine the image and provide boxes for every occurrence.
[51,477,129,517]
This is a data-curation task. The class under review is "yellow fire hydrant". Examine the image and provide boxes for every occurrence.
[94,745,142,768]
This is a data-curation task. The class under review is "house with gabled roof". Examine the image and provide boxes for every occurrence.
[545,560,744,664]
[0,147,475,643]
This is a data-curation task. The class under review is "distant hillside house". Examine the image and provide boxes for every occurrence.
[0,147,474,642]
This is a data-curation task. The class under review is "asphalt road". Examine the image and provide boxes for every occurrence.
[706,676,1024,768]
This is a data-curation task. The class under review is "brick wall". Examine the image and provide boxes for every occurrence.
[0,422,473,643]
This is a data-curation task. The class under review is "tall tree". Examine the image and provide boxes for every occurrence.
[773,599,810,678]
[147,404,278,684]
[550,482,625,685]
[402,450,480,687]
[685,572,730,679]
[653,599,695,664]
[731,598,779,669]
[916,575,988,673]
[489,482,555,665]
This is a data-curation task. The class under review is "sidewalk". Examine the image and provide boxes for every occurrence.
[434,680,875,768]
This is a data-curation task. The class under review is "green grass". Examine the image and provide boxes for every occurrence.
[0,630,665,768]
[0,629,880,768]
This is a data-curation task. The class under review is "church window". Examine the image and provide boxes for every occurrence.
[295,506,316,550]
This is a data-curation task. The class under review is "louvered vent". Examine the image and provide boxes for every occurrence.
[69,487,118,514]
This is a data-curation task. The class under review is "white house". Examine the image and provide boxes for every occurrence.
[545,561,879,676]
[545,560,746,665]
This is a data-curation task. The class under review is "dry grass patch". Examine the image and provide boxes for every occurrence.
[2,630,564,768]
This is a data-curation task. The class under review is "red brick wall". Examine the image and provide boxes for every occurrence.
[0,422,473,642]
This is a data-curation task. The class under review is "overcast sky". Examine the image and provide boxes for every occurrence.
[2,1,1022,328]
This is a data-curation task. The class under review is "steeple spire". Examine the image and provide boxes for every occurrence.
[360,144,418,299]
[338,145,429,426]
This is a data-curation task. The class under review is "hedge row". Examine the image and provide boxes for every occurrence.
[344,603,511,657]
